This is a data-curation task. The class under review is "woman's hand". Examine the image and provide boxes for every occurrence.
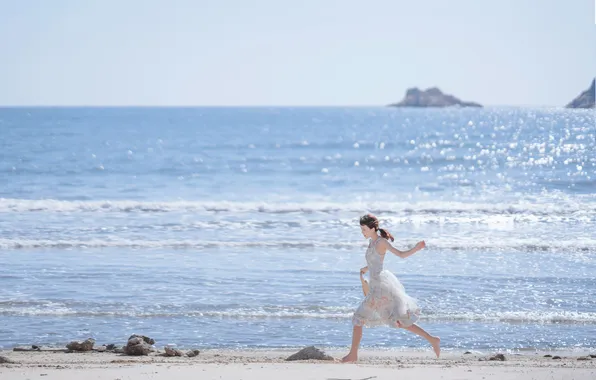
[415,240,426,251]
[360,266,368,275]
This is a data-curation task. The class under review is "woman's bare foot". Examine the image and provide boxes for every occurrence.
[431,336,441,358]
[341,352,358,363]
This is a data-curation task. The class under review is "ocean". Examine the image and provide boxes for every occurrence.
[0,106,594,351]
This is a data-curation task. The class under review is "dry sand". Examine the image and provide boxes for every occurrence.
[1,348,595,379]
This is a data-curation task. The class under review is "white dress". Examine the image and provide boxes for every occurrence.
[352,237,421,328]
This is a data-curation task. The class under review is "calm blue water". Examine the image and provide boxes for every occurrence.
[1,107,595,351]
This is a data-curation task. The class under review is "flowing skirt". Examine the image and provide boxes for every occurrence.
[352,270,420,328]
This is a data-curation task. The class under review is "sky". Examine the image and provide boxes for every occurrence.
[0,0,594,106]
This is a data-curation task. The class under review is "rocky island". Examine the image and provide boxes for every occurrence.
[566,79,595,109]
[389,87,482,108]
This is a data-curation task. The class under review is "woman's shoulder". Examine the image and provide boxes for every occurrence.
[374,237,389,254]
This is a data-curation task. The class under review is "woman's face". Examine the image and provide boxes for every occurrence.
[360,224,375,239]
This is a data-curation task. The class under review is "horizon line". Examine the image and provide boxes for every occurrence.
[0,104,577,109]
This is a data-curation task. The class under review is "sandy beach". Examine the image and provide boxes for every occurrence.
[1,348,595,380]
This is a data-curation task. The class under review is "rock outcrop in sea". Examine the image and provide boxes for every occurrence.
[566,79,595,109]
[389,87,482,108]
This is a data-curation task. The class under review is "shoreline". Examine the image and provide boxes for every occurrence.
[2,348,595,380]
[3,345,596,354]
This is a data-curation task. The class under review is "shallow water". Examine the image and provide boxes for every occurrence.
[1,107,594,349]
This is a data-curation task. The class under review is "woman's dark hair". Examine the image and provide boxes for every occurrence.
[359,213,394,242]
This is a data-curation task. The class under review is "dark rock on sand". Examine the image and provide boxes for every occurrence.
[544,354,553,357]
[186,349,200,358]
[389,87,482,108]
[12,345,41,352]
[577,356,591,361]
[552,355,562,360]
[566,79,595,109]
[66,338,95,352]
[286,346,334,361]
[123,337,154,356]
[13,347,43,352]
[128,334,155,345]
[0,355,15,364]
[464,351,472,354]
[95,345,107,352]
[164,346,184,357]
[489,353,506,361]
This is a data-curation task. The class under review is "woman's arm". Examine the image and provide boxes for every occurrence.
[360,272,369,297]
[360,270,369,296]
[380,239,426,259]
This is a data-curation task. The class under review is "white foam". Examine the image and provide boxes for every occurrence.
[424,311,596,324]
[0,237,595,252]
[1,198,594,217]
[1,305,595,324]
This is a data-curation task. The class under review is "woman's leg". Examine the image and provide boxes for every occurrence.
[341,325,363,362]
[401,324,441,358]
